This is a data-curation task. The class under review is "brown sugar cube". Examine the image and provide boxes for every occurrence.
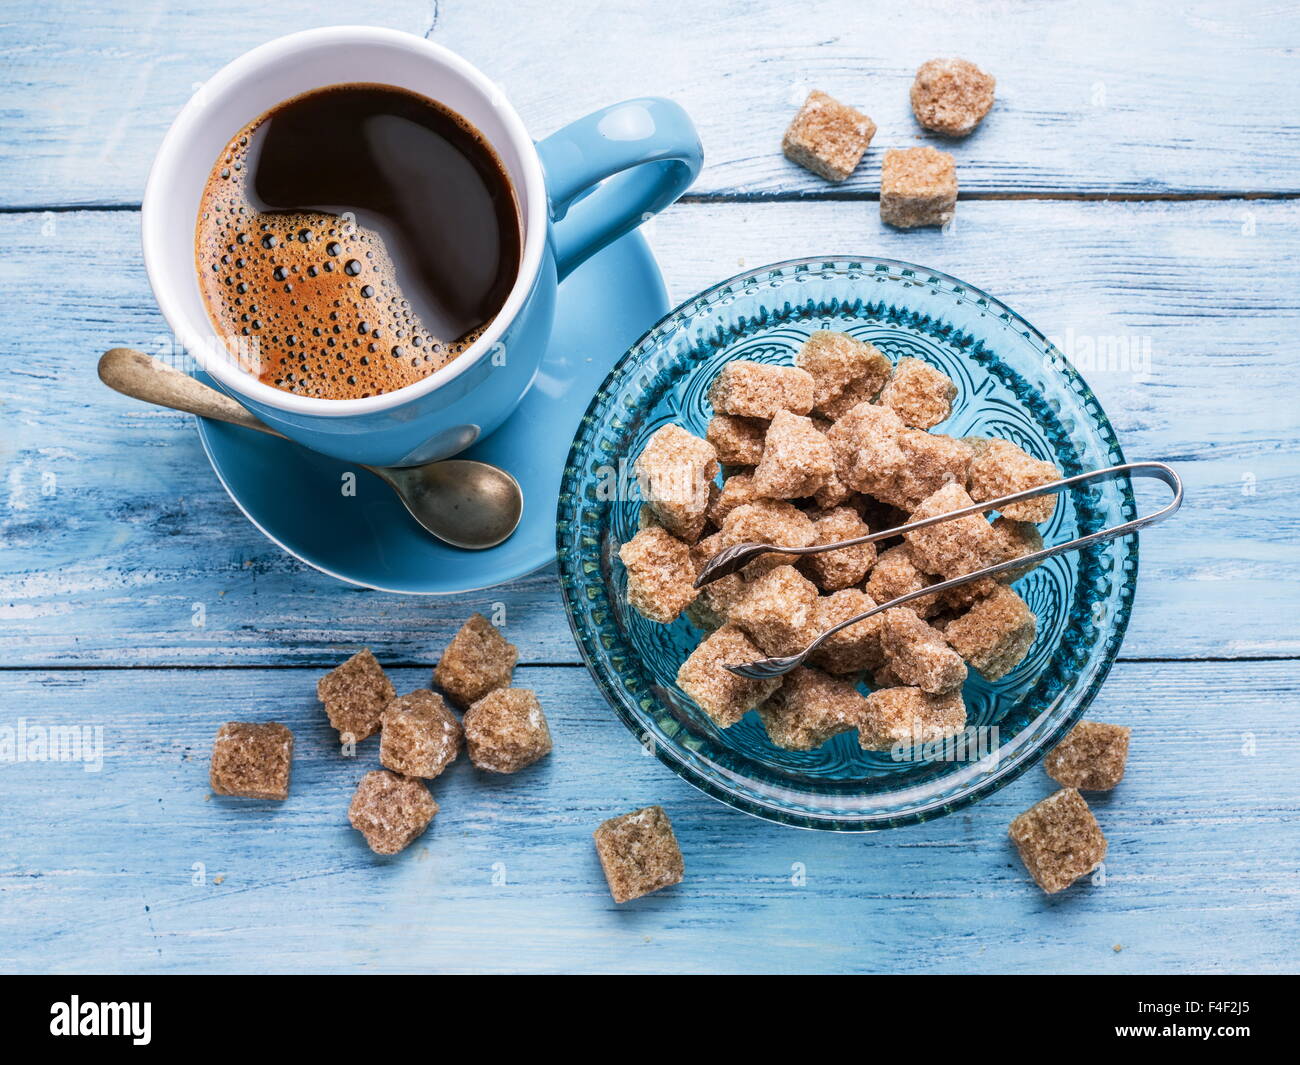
[812,467,853,508]
[944,584,1037,680]
[463,687,553,773]
[1045,721,1131,791]
[867,544,942,617]
[634,423,720,541]
[988,516,1045,583]
[619,525,698,624]
[809,589,886,674]
[802,506,876,590]
[434,613,518,709]
[886,430,974,511]
[594,805,685,904]
[911,57,996,137]
[707,414,767,466]
[878,607,967,694]
[676,624,781,727]
[759,666,867,750]
[967,437,1061,523]
[904,482,999,580]
[880,147,957,229]
[348,769,438,855]
[689,532,760,625]
[936,576,1002,614]
[317,648,395,742]
[753,410,836,498]
[878,357,958,429]
[796,331,892,418]
[858,686,966,752]
[708,471,766,526]
[782,90,877,183]
[718,498,817,571]
[708,361,815,419]
[729,564,818,657]
[824,401,907,498]
[688,573,749,631]
[1008,788,1107,894]
[379,690,463,780]
[210,722,293,800]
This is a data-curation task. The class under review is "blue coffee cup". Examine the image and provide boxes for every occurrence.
[144,26,701,466]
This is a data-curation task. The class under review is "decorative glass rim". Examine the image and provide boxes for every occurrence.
[557,256,1137,831]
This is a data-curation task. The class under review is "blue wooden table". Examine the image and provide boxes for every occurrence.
[2,1,1298,974]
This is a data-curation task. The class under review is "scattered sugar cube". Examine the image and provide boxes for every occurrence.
[825,401,907,497]
[866,544,942,617]
[463,687,553,773]
[753,410,836,498]
[943,584,1037,680]
[782,90,877,183]
[729,564,819,656]
[209,722,293,800]
[619,525,698,624]
[759,666,867,750]
[708,360,815,419]
[634,423,720,540]
[434,613,518,709]
[348,770,438,855]
[1008,788,1107,894]
[676,623,781,727]
[967,437,1061,523]
[886,430,974,511]
[593,805,685,903]
[708,471,765,526]
[707,413,767,466]
[802,506,876,590]
[880,146,957,229]
[910,57,996,137]
[317,648,395,742]
[796,331,892,418]
[878,357,958,429]
[878,607,967,694]
[379,689,463,780]
[988,516,1045,582]
[809,589,886,674]
[1045,721,1131,791]
[858,686,966,751]
[904,482,999,579]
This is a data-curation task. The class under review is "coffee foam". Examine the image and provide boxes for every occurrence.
[195,126,485,401]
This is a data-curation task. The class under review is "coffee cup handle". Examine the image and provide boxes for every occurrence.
[537,98,702,281]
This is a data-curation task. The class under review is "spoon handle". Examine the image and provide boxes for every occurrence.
[98,347,284,439]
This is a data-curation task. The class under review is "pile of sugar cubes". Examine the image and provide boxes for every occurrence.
[619,336,1145,894]
[781,58,997,227]
[209,616,686,903]
[620,332,1058,757]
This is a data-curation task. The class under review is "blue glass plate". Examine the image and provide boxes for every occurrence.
[557,257,1138,831]
[195,229,670,593]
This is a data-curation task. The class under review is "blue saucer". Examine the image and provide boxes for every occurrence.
[196,230,670,593]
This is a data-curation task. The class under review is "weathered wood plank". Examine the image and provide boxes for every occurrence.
[1,661,1296,974]
[2,199,1296,665]
[3,0,1299,208]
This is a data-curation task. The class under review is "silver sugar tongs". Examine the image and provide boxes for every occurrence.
[692,461,1184,680]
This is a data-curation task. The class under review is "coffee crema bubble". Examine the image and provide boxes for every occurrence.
[195,84,522,400]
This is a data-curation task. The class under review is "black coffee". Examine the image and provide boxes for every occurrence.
[196,83,521,399]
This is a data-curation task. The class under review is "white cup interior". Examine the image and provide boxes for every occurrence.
[143,27,546,415]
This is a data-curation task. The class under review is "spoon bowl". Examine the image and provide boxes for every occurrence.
[98,348,524,550]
